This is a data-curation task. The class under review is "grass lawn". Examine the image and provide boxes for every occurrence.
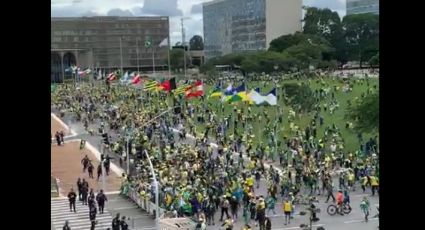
[174,77,378,154]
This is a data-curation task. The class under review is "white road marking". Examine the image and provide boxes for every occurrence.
[112,206,139,210]
[344,218,378,224]
[273,224,324,230]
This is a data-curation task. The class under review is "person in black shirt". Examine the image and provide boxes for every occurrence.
[55,131,61,146]
[120,216,129,230]
[89,205,97,230]
[81,155,90,172]
[76,178,83,201]
[88,162,94,179]
[96,190,108,214]
[63,220,71,230]
[111,213,121,230]
[67,188,77,212]
[97,164,102,181]
[81,180,89,205]
[88,192,96,208]
[59,130,65,144]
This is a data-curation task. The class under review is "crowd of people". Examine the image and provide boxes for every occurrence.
[52,73,379,229]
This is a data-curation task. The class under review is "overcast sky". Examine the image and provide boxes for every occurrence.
[52,0,346,45]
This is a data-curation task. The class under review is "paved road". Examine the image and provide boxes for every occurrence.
[51,109,379,230]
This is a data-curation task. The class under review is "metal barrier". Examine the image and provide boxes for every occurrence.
[126,187,165,217]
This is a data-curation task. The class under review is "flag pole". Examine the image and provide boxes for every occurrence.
[152,45,156,78]
[136,39,140,74]
[167,37,171,77]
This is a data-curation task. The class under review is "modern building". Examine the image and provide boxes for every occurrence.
[346,0,379,15]
[203,0,302,60]
[51,16,169,82]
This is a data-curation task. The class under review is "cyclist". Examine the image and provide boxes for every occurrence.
[343,190,352,211]
[336,189,344,215]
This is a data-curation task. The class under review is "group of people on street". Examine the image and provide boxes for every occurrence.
[52,73,379,229]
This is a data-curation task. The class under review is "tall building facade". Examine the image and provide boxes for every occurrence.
[203,0,302,60]
[346,0,379,15]
[51,16,169,82]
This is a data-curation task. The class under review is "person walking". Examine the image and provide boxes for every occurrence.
[88,162,94,179]
[370,175,379,196]
[120,216,129,230]
[81,180,89,205]
[283,198,292,225]
[97,163,102,181]
[111,213,121,230]
[266,195,276,215]
[219,196,230,221]
[89,204,97,230]
[76,178,83,201]
[360,196,371,222]
[56,131,61,146]
[96,190,108,214]
[63,220,71,230]
[325,181,336,203]
[81,155,90,172]
[67,188,77,213]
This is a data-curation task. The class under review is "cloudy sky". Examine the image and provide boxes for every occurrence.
[52,0,346,45]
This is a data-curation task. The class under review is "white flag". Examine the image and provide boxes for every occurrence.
[159,38,169,47]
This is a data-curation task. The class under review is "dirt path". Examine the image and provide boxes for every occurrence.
[51,141,121,196]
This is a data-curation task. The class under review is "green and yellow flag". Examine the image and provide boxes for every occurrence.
[143,80,158,91]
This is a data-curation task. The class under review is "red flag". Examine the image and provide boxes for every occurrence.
[185,80,204,98]
[159,79,171,91]
[107,73,117,81]
[131,75,142,84]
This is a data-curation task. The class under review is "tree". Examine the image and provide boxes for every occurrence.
[169,49,190,72]
[189,35,204,50]
[269,32,307,53]
[303,7,347,63]
[368,52,379,67]
[342,13,379,67]
[346,92,379,133]
[282,83,317,113]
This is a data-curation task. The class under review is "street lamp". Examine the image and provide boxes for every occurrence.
[273,64,279,162]
[181,17,191,79]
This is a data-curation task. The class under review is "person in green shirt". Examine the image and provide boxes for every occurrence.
[360,197,371,222]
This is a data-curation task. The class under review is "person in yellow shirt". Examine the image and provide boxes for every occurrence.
[370,175,379,196]
[361,175,368,193]
[283,198,292,225]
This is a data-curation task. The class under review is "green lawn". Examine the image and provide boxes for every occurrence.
[174,77,378,154]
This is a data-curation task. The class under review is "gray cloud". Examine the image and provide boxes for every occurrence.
[190,3,203,14]
[107,8,134,16]
[141,0,182,16]
[82,10,100,17]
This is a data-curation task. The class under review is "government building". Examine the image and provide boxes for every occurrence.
[203,0,302,60]
[51,16,169,82]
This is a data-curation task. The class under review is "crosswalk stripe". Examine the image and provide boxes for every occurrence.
[51,199,113,230]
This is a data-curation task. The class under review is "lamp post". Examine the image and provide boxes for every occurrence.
[120,37,124,75]
[273,65,279,162]
[181,17,191,79]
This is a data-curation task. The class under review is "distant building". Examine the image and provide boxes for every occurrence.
[51,16,169,82]
[203,0,302,60]
[346,0,379,15]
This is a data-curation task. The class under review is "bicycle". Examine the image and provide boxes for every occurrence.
[327,203,352,215]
